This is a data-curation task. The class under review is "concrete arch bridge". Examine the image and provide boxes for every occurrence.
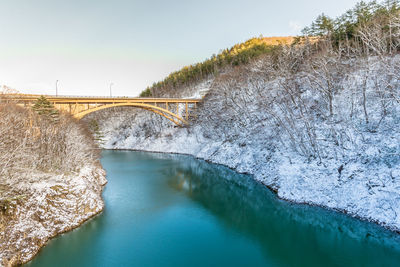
[4,94,201,126]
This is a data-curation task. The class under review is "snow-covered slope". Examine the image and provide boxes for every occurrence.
[0,105,108,266]
[0,165,106,266]
[93,52,400,232]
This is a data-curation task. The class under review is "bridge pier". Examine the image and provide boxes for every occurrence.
[185,102,188,120]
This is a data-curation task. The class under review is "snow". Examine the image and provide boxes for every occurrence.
[94,55,400,233]
[0,165,107,266]
[182,79,212,99]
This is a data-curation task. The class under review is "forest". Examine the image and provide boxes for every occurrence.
[139,37,293,97]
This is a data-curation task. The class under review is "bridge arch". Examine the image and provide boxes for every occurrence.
[74,102,187,125]
[4,94,200,126]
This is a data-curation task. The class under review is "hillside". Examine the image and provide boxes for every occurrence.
[90,0,400,232]
[0,101,107,266]
[140,36,295,97]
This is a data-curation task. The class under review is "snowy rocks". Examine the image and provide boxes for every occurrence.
[0,166,107,267]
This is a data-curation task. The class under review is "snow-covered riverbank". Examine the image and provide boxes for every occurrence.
[91,52,400,232]
[101,124,400,232]
[0,103,108,267]
[0,165,107,266]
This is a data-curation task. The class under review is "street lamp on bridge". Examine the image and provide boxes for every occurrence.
[109,82,114,97]
[56,80,59,96]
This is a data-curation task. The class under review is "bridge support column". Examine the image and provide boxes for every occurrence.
[185,102,188,120]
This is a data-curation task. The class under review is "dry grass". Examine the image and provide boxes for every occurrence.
[260,36,296,45]
[0,103,99,177]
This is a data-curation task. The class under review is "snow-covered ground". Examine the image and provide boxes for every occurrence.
[92,54,400,232]
[0,165,107,266]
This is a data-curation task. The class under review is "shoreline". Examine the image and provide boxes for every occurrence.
[10,147,399,266]
[18,205,105,267]
[1,166,107,267]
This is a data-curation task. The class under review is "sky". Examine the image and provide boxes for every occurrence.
[0,0,362,97]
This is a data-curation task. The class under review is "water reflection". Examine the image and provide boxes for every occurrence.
[162,153,400,267]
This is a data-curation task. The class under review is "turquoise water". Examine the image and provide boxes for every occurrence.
[26,150,400,267]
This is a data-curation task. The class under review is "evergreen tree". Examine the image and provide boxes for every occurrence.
[32,96,59,120]
[88,119,104,144]
[139,88,152,97]
[302,13,335,37]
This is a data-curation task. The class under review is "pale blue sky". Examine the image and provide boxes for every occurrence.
[0,0,361,96]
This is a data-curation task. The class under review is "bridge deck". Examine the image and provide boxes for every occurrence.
[4,94,201,104]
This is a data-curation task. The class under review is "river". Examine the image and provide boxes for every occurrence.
[26,150,400,266]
